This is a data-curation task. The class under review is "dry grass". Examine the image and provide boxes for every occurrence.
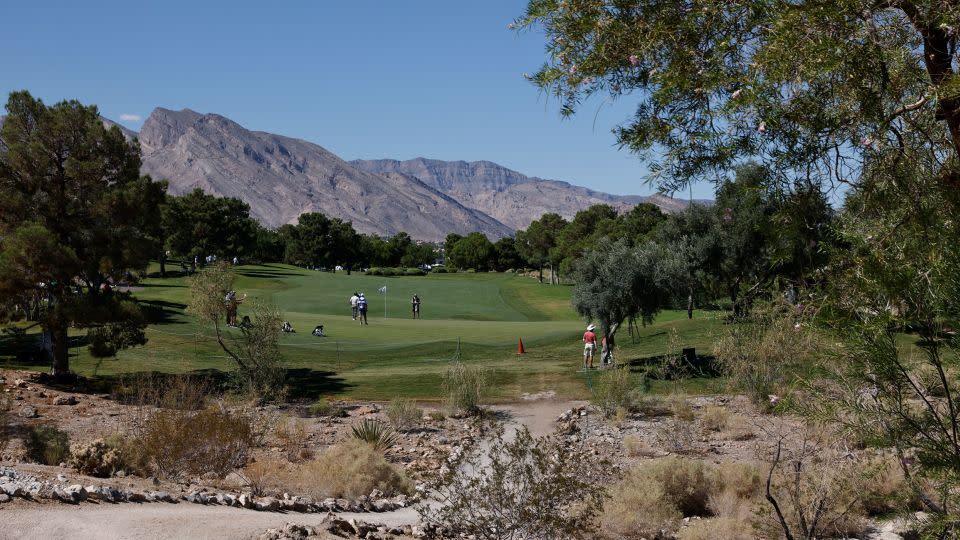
[602,458,767,539]
[241,440,412,499]
[653,418,699,455]
[623,435,659,458]
[722,413,756,441]
[676,517,755,540]
[273,415,310,462]
[701,406,730,432]
[386,398,423,432]
[668,394,695,421]
[856,455,911,516]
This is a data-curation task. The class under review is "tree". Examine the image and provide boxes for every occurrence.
[570,238,688,358]
[400,242,437,268]
[555,204,620,280]
[493,236,524,271]
[617,202,666,243]
[447,232,495,271]
[516,213,568,283]
[0,91,164,374]
[187,262,285,400]
[164,189,257,263]
[517,0,960,192]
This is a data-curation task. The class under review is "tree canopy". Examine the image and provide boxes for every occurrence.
[0,91,164,374]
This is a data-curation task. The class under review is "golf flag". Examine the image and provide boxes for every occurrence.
[378,285,387,294]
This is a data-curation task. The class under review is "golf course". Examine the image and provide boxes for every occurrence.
[2,264,725,401]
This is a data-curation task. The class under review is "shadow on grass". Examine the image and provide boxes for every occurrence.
[623,352,720,378]
[284,368,352,400]
[139,299,189,325]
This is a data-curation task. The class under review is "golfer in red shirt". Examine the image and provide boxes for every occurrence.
[583,324,598,369]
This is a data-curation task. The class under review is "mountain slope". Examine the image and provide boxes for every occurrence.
[352,157,668,230]
[137,109,513,241]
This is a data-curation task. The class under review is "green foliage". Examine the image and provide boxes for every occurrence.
[515,213,568,282]
[308,398,346,418]
[365,267,426,277]
[350,418,398,451]
[187,263,286,400]
[442,361,489,415]
[421,424,606,539]
[24,425,71,465]
[163,189,258,260]
[0,91,162,373]
[571,238,688,340]
[516,0,960,190]
[446,232,495,271]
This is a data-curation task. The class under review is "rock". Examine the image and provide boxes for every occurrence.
[217,493,236,506]
[56,474,67,482]
[239,493,254,509]
[148,491,174,503]
[0,494,10,503]
[18,406,38,418]
[328,518,355,537]
[255,497,280,512]
[65,485,87,500]
[53,395,77,405]
[13,379,28,388]
[0,483,23,497]
[126,491,147,503]
[54,487,80,504]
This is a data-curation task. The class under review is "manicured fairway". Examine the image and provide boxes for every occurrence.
[1,264,727,400]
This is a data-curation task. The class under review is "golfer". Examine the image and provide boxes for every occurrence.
[583,324,598,369]
[349,292,359,320]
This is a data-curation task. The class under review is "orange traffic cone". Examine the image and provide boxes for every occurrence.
[517,338,526,355]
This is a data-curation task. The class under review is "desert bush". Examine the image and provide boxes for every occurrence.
[421,425,606,539]
[702,406,730,432]
[713,301,822,405]
[757,433,868,540]
[668,394,695,421]
[623,434,659,458]
[24,425,71,465]
[136,404,258,480]
[592,367,647,417]
[243,440,412,499]
[427,410,446,421]
[675,517,755,540]
[0,395,10,453]
[307,398,345,417]
[69,438,128,477]
[351,418,398,451]
[442,361,488,415]
[604,457,765,539]
[274,415,308,462]
[386,398,422,432]
[856,455,911,516]
[653,418,699,455]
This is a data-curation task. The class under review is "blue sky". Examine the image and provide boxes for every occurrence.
[1,0,713,198]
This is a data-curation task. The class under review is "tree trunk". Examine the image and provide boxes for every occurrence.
[50,324,70,376]
[159,252,166,278]
[538,265,543,283]
[687,288,694,320]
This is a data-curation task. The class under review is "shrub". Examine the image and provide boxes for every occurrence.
[24,425,71,465]
[351,418,398,451]
[856,455,911,516]
[668,393,695,421]
[653,418,699,455]
[136,405,258,480]
[603,458,765,539]
[592,367,647,417]
[431,267,448,274]
[427,410,446,421]
[442,362,488,415]
[713,301,823,406]
[386,398,422,432]
[421,425,606,539]
[274,415,308,462]
[243,441,413,499]
[702,406,730,432]
[307,398,346,417]
[623,435,659,458]
[70,438,128,477]
[0,395,10,454]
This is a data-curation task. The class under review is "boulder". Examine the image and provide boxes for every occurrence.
[0,494,10,503]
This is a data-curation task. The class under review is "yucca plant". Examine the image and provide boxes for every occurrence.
[351,418,398,451]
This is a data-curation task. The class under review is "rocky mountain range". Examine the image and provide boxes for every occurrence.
[5,108,700,241]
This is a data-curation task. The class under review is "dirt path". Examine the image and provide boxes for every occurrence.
[1,398,584,540]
